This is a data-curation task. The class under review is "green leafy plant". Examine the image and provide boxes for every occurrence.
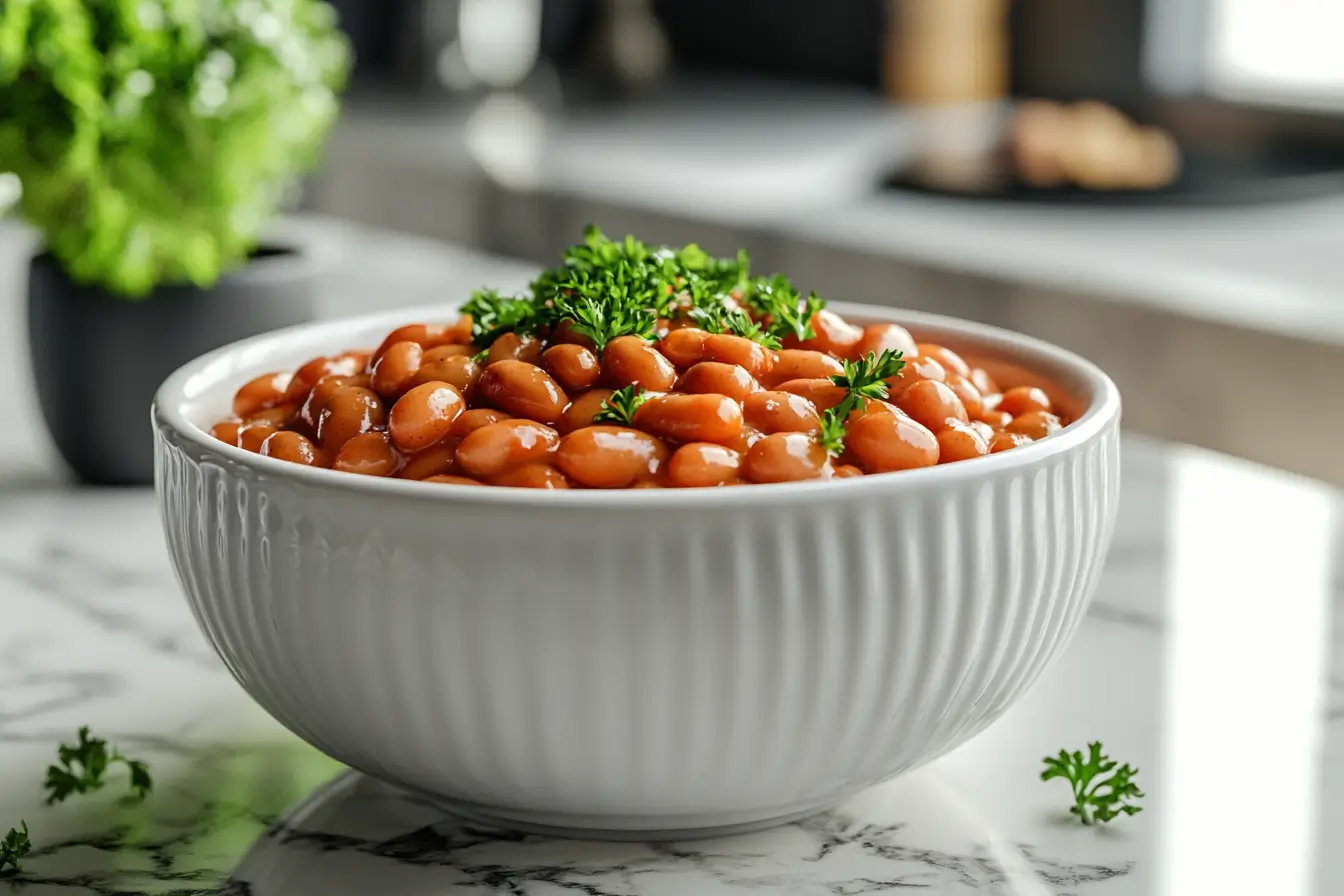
[0,822,29,876]
[593,385,650,427]
[44,726,153,804]
[1041,742,1144,825]
[0,0,350,296]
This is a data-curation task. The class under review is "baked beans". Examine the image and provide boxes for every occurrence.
[210,230,1077,486]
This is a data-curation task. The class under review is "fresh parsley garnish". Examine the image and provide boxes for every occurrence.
[1041,742,1144,825]
[739,273,786,317]
[816,409,848,457]
[460,288,537,347]
[726,315,781,350]
[674,241,710,271]
[563,225,654,270]
[553,291,657,353]
[0,822,29,876]
[688,302,781,350]
[534,227,679,314]
[680,244,751,296]
[593,385,650,426]
[561,260,669,319]
[770,290,826,343]
[736,274,827,342]
[811,350,907,456]
[44,726,152,805]
[827,350,906,422]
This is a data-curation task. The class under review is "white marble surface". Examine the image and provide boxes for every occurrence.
[1,220,1342,894]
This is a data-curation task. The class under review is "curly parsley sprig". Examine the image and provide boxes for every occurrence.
[44,726,153,805]
[813,350,907,456]
[689,302,781,350]
[827,350,906,422]
[553,293,657,352]
[0,822,29,876]
[769,290,827,343]
[679,244,751,296]
[1041,742,1144,825]
[739,273,788,317]
[535,227,683,315]
[563,225,654,270]
[461,288,538,348]
[816,409,848,457]
[593,385,650,426]
[734,273,828,343]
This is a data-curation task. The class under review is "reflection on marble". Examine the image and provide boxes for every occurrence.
[0,437,1338,895]
[234,772,1133,895]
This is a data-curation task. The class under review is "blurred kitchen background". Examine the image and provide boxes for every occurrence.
[7,0,1344,482]
[310,0,1344,482]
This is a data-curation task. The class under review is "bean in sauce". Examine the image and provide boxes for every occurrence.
[555,426,669,488]
[387,382,464,452]
[678,362,760,402]
[455,419,560,478]
[476,361,568,425]
[317,386,387,453]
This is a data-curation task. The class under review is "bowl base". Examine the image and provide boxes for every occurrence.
[419,794,840,842]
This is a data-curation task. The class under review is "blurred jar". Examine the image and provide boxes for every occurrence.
[589,0,671,98]
[458,0,544,89]
[885,0,1008,191]
[396,0,543,93]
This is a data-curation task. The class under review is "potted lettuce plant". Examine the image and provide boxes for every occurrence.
[0,0,350,484]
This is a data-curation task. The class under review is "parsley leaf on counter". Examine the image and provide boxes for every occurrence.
[593,385,650,427]
[1041,742,1144,825]
[0,822,29,876]
[44,726,153,805]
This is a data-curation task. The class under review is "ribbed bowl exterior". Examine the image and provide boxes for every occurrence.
[153,301,1121,834]
[154,412,1119,831]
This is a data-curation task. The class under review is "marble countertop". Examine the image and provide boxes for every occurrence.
[2,220,1342,895]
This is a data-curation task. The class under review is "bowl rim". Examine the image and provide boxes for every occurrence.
[153,301,1121,508]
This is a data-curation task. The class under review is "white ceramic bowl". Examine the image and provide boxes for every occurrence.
[154,302,1121,839]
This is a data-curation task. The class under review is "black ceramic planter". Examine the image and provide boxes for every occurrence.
[28,246,316,485]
